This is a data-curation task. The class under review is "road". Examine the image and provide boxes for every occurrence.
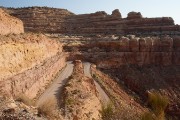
[36,61,109,107]
[36,61,73,106]
[83,62,110,105]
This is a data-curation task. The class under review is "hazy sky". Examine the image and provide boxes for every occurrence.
[0,0,180,24]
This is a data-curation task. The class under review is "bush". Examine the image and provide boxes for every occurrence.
[38,99,56,117]
[15,94,34,106]
[141,112,155,120]
[101,102,114,120]
[148,91,169,120]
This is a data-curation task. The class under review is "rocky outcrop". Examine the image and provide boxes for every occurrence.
[4,7,179,35]
[127,12,142,19]
[112,9,122,18]
[62,60,101,120]
[0,9,24,35]
[0,33,66,99]
[0,96,43,119]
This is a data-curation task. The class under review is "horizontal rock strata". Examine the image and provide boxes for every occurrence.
[3,7,180,35]
[0,33,66,99]
[65,35,180,67]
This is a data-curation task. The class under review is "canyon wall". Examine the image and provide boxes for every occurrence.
[0,33,66,99]
[4,7,180,36]
[5,7,74,33]
[65,35,180,68]
[0,9,24,35]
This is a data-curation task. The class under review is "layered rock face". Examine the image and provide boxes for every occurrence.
[124,13,179,35]
[64,10,124,34]
[0,33,66,99]
[6,7,73,33]
[5,7,180,35]
[65,35,179,67]
[0,9,24,35]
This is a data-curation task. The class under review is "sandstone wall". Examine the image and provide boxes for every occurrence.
[5,7,180,35]
[7,7,73,33]
[65,36,180,68]
[0,9,24,35]
[0,33,66,99]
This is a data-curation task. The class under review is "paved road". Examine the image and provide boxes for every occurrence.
[36,61,73,106]
[83,62,110,105]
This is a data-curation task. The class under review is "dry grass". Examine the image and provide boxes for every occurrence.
[101,102,114,120]
[147,91,169,120]
[38,99,61,120]
[15,94,34,106]
[141,112,155,120]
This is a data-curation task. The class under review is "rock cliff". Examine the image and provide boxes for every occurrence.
[6,7,73,33]
[0,9,24,35]
[4,7,180,35]
[0,33,66,99]
[65,35,179,67]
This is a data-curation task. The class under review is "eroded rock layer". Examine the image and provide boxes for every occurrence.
[65,35,180,67]
[5,7,74,33]
[0,33,66,99]
[0,9,24,35]
[4,7,180,35]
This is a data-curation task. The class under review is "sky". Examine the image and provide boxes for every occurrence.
[0,0,180,24]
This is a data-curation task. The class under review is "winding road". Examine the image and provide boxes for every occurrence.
[36,61,109,107]
[36,61,73,106]
[83,62,110,105]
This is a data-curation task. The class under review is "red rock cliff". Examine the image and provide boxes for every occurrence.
[5,7,179,35]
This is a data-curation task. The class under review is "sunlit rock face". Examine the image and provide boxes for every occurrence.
[0,33,66,99]
[0,9,24,35]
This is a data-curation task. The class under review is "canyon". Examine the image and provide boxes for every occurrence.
[0,7,179,120]
[1,7,179,36]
